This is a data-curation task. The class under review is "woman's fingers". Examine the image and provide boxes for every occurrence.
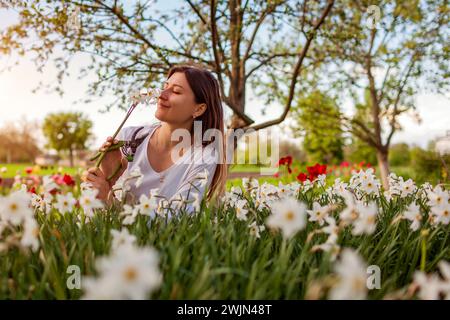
[106,136,118,144]
[82,168,106,184]
[83,172,97,183]
[87,167,106,178]
[81,170,88,182]
[99,137,119,152]
[85,173,99,182]
[81,168,110,200]
[100,141,111,152]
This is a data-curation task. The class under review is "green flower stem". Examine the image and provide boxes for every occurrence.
[107,162,123,181]
[420,229,429,271]
[92,102,138,179]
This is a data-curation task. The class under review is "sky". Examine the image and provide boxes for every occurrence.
[0,5,449,152]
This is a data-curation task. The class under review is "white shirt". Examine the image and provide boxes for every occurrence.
[116,122,218,214]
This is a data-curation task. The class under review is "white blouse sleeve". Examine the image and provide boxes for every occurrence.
[170,154,218,215]
[116,126,134,141]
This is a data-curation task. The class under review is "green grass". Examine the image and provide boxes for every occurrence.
[229,164,264,173]
[1,182,448,299]
[1,162,440,186]
[0,163,81,179]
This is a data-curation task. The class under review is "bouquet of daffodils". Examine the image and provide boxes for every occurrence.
[90,88,161,181]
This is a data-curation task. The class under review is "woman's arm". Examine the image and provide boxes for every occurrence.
[98,136,128,183]
[82,167,111,201]
[107,157,128,188]
[170,162,217,215]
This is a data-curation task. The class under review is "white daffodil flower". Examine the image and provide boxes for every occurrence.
[307,202,330,226]
[403,203,422,231]
[82,245,162,300]
[248,221,265,239]
[110,229,137,251]
[54,192,77,214]
[329,249,368,300]
[266,197,307,239]
[0,190,33,226]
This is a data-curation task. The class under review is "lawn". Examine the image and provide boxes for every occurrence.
[0,162,443,189]
[0,163,81,179]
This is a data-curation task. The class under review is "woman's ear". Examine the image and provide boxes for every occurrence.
[193,103,207,118]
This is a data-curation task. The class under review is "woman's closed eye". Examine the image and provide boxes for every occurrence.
[163,84,181,94]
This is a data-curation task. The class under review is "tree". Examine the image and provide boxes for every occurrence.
[345,98,378,166]
[42,112,93,167]
[0,0,334,134]
[389,143,410,166]
[291,90,344,164]
[345,137,378,166]
[305,0,449,189]
[0,118,41,163]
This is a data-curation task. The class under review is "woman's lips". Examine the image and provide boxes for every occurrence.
[158,101,170,108]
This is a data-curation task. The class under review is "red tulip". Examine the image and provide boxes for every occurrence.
[285,156,293,166]
[305,163,327,181]
[340,161,350,167]
[52,174,64,185]
[296,172,307,182]
[63,174,75,186]
[278,155,293,166]
[278,155,293,176]
[317,164,327,175]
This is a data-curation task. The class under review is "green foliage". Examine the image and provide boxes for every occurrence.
[345,97,379,166]
[0,163,79,179]
[410,147,450,184]
[307,0,449,175]
[389,143,411,166]
[292,91,344,164]
[345,139,378,166]
[0,0,333,116]
[0,119,41,163]
[42,112,93,166]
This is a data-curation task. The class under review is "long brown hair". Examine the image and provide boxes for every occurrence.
[167,65,227,201]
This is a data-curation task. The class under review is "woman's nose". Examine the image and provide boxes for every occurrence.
[159,88,170,100]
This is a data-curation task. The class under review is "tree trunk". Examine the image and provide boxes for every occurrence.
[6,149,11,164]
[69,148,74,168]
[376,148,390,190]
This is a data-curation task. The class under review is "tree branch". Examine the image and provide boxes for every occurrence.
[245,0,335,132]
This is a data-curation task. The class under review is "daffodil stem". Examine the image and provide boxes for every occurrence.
[93,102,138,169]
[107,162,123,181]
[420,230,428,271]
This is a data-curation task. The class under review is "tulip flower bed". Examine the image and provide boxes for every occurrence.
[0,167,449,300]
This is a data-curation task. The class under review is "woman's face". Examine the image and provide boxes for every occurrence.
[155,72,206,125]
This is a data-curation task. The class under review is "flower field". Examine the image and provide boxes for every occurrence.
[0,166,449,300]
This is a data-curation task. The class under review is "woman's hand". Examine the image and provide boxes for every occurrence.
[98,136,127,184]
[82,167,111,201]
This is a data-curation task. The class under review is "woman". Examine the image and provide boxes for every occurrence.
[83,65,227,213]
